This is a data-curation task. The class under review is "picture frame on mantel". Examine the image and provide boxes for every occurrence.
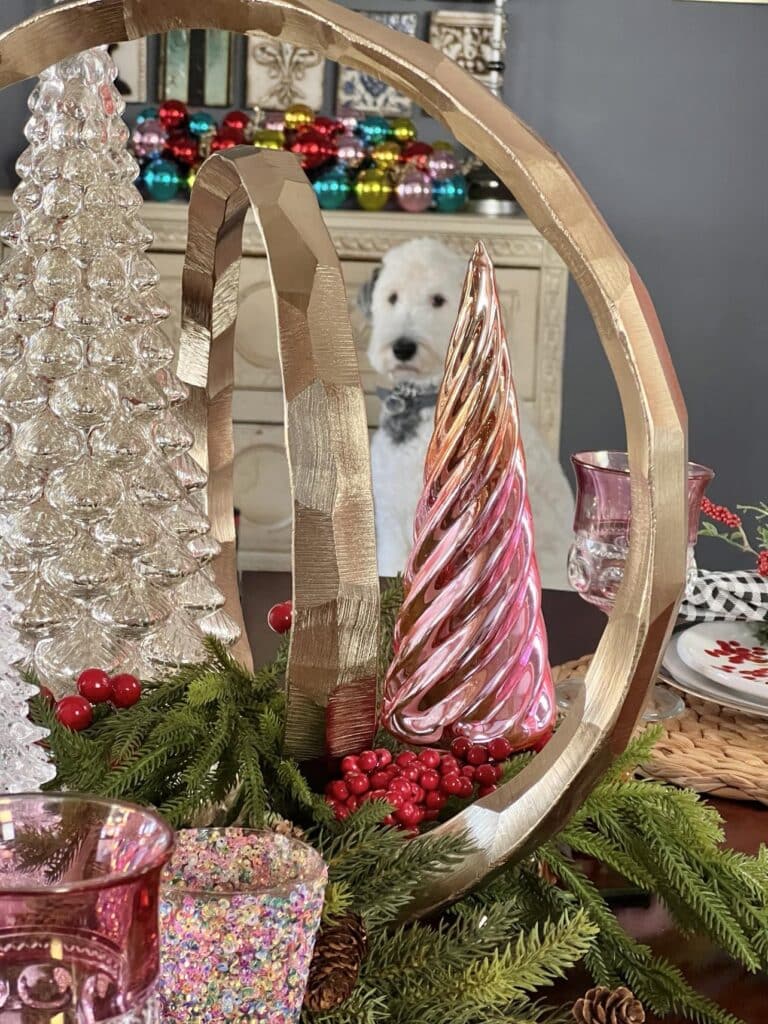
[159,29,233,107]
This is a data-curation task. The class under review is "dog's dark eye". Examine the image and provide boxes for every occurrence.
[388,292,398,305]
[431,294,447,308]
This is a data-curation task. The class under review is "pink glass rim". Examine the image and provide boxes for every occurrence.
[0,792,175,895]
[164,828,326,898]
[571,450,714,482]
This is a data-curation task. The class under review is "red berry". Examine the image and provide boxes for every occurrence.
[389,777,412,795]
[418,748,441,769]
[267,600,293,634]
[531,728,554,753]
[369,789,388,801]
[369,770,392,789]
[375,748,393,767]
[491,763,503,782]
[385,789,405,809]
[345,772,370,795]
[487,737,513,761]
[395,802,420,827]
[475,763,497,787]
[328,780,349,802]
[460,765,476,781]
[335,803,350,820]
[758,551,768,578]
[439,755,460,775]
[425,790,446,810]
[420,769,440,791]
[403,766,420,782]
[450,736,471,761]
[55,695,93,731]
[396,751,417,767]
[440,772,463,796]
[345,794,360,811]
[340,755,360,773]
[111,674,142,708]
[410,784,425,805]
[39,685,55,705]
[383,813,397,826]
[358,750,378,772]
[466,744,489,766]
[76,668,112,703]
[456,776,474,798]
[478,784,497,797]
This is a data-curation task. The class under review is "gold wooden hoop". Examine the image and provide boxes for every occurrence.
[0,0,688,916]
[179,148,379,759]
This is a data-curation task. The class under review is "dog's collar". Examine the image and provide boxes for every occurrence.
[376,382,439,445]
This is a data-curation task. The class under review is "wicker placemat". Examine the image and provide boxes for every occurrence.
[552,655,768,806]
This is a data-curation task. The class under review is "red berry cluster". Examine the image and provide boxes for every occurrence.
[758,551,768,578]
[700,496,741,529]
[53,669,143,732]
[325,736,515,831]
[267,600,293,635]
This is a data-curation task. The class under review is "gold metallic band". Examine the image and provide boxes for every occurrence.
[0,0,688,914]
[179,148,379,759]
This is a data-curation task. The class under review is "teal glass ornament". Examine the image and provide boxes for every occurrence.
[188,111,218,137]
[136,106,158,125]
[142,158,181,202]
[357,115,390,146]
[433,173,468,213]
[313,167,351,210]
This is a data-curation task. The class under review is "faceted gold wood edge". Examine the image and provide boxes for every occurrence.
[0,0,688,917]
[179,148,379,759]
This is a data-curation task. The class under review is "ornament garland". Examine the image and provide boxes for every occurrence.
[30,580,768,1024]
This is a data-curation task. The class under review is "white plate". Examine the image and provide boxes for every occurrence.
[677,622,768,699]
[661,638,768,718]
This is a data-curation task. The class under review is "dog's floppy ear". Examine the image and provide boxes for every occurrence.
[356,264,381,322]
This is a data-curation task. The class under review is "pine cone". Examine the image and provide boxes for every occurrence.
[303,913,368,1014]
[572,986,646,1024]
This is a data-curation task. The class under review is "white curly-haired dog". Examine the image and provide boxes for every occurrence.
[364,237,574,589]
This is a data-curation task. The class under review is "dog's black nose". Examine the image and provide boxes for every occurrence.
[392,337,418,362]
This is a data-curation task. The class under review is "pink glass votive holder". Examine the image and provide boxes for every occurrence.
[159,829,327,1023]
[568,451,714,611]
[0,792,174,1023]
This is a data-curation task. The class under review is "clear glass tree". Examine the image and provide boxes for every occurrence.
[0,45,240,694]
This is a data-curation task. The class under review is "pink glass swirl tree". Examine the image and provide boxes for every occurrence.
[382,242,556,750]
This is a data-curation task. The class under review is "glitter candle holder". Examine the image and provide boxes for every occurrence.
[159,829,327,1022]
[0,793,174,1023]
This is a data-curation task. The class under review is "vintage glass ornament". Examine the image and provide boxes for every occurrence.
[252,128,285,150]
[354,168,392,211]
[357,115,390,146]
[395,166,433,213]
[383,244,556,749]
[210,127,241,152]
[427,148,459,181]
[313,115,343,137]
[336,132,366,168]
[0,43,239,693]
[158,99,188,131]
[389,117,416,143]
[221,109,250,139]
[131,118,166,159]
[284,103,314,131]
[142,158,182,201]
[188,110,217,136]
[136,106,158,125]
[165,131,198,166]
[289,128,335,170]
[433,173,468,212]
[313,166,351,209]
[401,140,433,172]
[371,140,401,172]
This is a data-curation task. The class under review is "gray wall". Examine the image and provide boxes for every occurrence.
[1,0,766,569]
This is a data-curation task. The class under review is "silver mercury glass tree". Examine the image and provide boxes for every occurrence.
[0,44,240,695]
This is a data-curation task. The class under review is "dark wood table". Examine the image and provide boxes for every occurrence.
[241,572,767,1022]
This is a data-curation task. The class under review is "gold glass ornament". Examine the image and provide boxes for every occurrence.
[284,103,314,131]
[0,0,687,920]
[432,139,455,151]
[370,140,401,172]
[389,117,416,143]
[354,168,392,211]
[252,129,285,151]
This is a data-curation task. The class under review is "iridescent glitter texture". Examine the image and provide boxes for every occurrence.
[159,829,327,1022]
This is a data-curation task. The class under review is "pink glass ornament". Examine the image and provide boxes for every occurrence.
[0,793,174,1022]
[395,166,433,213]
[159,830,326,1023]
[262,110,286,133]
[568,451,713,612]
[426,149,460,181]
[335,133,366,169]
[130,118,166,160]
[382,243,556,750]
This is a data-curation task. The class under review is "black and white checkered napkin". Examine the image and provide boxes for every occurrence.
[679,570,768,623]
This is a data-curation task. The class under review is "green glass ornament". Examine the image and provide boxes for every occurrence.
[433,173,468,213]
[142,158,181,202]
[252,129,285,151]
[188,111,217,136]
[136,106,158,125]
[389,117,416,144]
[357,115,390,146]
[313,167,351,210]
[354,168,392,211]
